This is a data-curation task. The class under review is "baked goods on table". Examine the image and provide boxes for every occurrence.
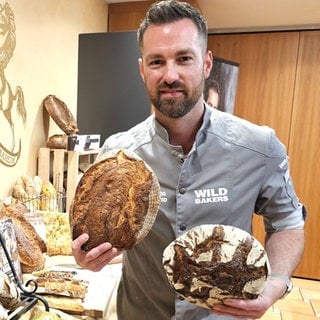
[70,149,161,251]
[31,269,88,300]
[0,202,46,273]
[0,272,20,311]
[12,175,41,212]
[43,212,72,256]
[163,224,270,308]
[12,175,58,212]
[0,198,108,317]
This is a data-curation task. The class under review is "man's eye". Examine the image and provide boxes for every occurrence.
[179,56,193,63]
[149,60,163,67]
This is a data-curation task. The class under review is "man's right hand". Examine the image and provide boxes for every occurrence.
[72,233,121,272]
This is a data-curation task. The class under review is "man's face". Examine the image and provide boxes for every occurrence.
[139,18,212,118]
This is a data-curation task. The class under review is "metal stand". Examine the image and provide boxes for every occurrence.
[0,233,49,319]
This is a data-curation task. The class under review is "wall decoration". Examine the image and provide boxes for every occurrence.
[0,2,26,167]
[204,56,239,114]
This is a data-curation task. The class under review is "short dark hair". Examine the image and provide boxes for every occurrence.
[137,0,208,53]
[204,78,220,102]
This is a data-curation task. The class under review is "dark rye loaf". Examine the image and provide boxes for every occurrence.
[163,224,270,309]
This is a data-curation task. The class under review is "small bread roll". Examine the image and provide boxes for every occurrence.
[46,134,67,149]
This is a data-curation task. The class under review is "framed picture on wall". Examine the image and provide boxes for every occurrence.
[204,56,239,114]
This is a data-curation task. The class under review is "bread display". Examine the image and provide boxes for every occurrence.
[0,216,22,281]
[163,224,270,308]
[12,175,41,211]
[0,271,20,311]
[12,175,58,212]
[43,95,79,135]
[31,270,88,299]
[0,203,46,273]
[40,182,58,212]
[43,212,72,256]
[46,134,67,149]
[39,295,84,313]
[70,149,161,251]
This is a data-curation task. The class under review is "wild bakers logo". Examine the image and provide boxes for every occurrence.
[0,2,26,167]
[194,187,229,204]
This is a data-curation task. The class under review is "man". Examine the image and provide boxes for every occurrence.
[72,1,305,319]
[204,78,220,109]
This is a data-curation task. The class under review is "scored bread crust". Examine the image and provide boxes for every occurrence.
[163,224,270,309]
[70,149,160,251]
[43,95,79,135]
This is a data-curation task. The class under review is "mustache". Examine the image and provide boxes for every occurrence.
[158,81,186,90]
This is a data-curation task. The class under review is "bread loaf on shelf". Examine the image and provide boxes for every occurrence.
[46,134,67,149]
[43,95,79,135]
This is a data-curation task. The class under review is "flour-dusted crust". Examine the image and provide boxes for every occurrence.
[70,149,160,251]
[163,224,270,308]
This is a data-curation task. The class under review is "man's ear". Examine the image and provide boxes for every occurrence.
[204,50,213,79]
[138,58,145,83]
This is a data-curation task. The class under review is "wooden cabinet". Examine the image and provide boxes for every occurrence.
[286,31,320,279]
[208,32,299,145]
[209,30,320,280]
[108,0,200,31]
[108,1,152,31]
[208,32,300,246]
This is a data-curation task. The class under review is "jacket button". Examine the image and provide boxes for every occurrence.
[179,187,186,194]
[180,223,187,231]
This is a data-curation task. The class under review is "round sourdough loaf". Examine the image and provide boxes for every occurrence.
[163,224,270,308]
[70,149,160,251]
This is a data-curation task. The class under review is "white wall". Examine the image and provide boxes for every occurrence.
[0,0,108,199]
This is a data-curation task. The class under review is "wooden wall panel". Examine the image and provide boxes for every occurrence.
[287,31,320,279]
[208,33,300,249]
[209,31,320,280]
[108,1,152,31]
[108,0,200,31]
[208,32,299,146]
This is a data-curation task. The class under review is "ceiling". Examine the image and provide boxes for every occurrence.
[106,0,320,33]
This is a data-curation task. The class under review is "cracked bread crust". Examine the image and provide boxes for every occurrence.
[163,224,270,309]
[70,150,160,251]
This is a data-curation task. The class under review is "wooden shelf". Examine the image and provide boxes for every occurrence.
[37,147,100,212]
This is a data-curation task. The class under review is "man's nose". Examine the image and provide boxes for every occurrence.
[162,62,179,84]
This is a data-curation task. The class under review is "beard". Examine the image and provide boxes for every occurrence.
[147,78,205,119]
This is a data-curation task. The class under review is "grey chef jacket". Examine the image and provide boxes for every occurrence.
[98,105,305,320]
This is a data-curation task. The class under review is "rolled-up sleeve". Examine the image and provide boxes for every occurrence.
[254,134,306,233]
